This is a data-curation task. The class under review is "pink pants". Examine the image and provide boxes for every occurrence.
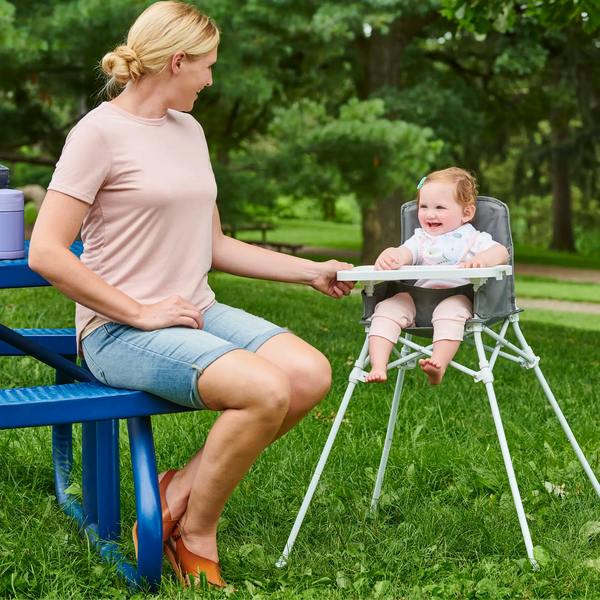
[369,293,473,344]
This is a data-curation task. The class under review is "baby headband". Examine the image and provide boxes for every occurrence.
[417,176,427,190]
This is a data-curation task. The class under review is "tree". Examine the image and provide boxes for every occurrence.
[248,98,443,261]
[440,0,600,251]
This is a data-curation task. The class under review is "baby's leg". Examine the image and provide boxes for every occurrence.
[419,295,473,385]
[366,293,416,382]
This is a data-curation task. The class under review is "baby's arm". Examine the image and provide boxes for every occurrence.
[459,243,509,269]
[374,246,413,271]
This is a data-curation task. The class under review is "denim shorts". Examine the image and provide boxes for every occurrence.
[81,301,289,410]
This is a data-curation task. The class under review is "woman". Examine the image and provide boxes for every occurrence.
[29,1,353,589]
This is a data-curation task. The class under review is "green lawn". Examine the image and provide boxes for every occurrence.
[515,276,600,304]
[236,219,362,251]
[514,245,600,271]
[2,278,600,599]
[518,310,600,332]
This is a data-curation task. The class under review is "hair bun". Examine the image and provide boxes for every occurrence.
[101,45,145,85]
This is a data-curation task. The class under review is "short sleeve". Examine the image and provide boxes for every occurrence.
[48,119,111,205]
[401,233,419,264]
[472,231,499,254]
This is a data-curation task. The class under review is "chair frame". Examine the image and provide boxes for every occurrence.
[277,232,600,570]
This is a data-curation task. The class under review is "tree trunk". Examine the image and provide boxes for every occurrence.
[361,189,405,263]
[549,106,576,252]
[356,15,434,262]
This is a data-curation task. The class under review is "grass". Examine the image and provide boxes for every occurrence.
[2,278,600,598]
[235,219,362,251]
[515,276,600,305]
[518,310,600,332]
[513,245,600,271]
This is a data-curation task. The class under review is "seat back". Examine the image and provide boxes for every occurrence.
[400,196,517,321]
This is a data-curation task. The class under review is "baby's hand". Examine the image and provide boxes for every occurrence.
[459,255,488,269]
[374,248,403,271]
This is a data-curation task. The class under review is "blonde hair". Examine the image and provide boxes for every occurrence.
[101,1,220,98]
[416,167,479,209]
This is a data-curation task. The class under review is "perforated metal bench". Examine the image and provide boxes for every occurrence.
[0,242,195,591]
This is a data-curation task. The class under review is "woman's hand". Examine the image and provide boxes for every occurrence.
[311,260,355,299]
[375,248,404,271]
[134,295,204,331]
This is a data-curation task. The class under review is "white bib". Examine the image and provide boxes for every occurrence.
[417,223,479,266]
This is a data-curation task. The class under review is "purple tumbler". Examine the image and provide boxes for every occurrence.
[0,189,26,259]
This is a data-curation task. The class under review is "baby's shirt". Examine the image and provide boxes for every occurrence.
[401,223,499,288]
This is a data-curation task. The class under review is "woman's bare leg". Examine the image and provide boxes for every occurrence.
[256,334,331,441]
[163,334,331,507]
[162,334,332,559]
[165,348,291,562]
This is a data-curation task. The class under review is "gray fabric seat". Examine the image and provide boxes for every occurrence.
[361,196,518,336]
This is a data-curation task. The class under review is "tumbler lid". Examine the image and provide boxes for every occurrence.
[0,189,25,212]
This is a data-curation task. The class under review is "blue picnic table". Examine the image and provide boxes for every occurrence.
[0,242,196,591]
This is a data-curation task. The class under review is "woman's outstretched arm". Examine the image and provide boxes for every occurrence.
[210,205,354,298]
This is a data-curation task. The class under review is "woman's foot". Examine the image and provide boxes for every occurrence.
[419,358,445,385]
[165,524,229,589]
[365,368,387,383]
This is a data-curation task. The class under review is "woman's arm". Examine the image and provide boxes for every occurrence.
[210,206,354,298]
[29,191,203,330]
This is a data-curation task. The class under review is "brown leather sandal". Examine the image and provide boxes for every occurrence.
[165,524,231,589]
[132,469,180,558]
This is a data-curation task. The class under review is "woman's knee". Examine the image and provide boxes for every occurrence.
[290,348,332,405]
[197,350,291,418]
[255,366,293,419]
[257,335,331,406]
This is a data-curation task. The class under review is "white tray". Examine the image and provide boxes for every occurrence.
[337,264,512,292]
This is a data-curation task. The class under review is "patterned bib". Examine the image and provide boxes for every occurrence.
[417,223,479,266]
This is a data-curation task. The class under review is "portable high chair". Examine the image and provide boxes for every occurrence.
[277,197,600,569]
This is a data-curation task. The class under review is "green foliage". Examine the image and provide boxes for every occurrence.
[249,97,443,207]
[440,0,600,34]
[509,194,600,256]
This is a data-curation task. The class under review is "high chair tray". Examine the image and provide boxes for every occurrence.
[337,264,512,282]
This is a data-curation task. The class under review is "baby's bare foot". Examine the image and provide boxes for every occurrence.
[365,369,387,383]
[419,358,444,385]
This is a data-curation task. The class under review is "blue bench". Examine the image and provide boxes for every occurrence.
[0,242,196,591]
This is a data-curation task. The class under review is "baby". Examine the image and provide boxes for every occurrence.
[365,167,509,385]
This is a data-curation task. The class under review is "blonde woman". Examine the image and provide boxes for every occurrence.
[30,1,353,588]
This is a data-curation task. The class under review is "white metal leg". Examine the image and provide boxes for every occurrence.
[473,329,538,568]
[276,336,370,567]
[511,320,600,500]
[371,338,413,511]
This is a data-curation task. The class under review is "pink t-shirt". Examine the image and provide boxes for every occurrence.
[48,102,217,352]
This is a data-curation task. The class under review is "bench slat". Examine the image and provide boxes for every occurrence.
[0,382,192,429]
[0,328,76,356]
